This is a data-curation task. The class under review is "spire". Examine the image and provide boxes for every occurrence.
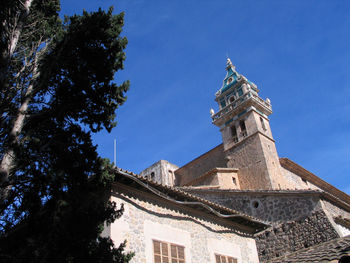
[212,58,272,125]
[226,58,235,70]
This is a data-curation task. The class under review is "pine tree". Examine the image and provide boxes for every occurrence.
[0,1,132,262]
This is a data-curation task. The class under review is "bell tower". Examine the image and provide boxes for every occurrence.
[211,59,288,190]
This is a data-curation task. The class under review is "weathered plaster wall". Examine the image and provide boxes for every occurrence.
[255,210,339,262]
[190,172,220,187]
[175,144,226,186]
[336,223,350,237]
[322,200,350,219]
[189,168,240,190]
[184,190,321,224]
[281,166,321,191]
[216,169,241,189]
[322,200,350,237]
[110,184,259,263]
[139,160,179,186]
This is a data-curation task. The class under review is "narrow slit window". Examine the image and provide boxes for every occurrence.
[239,120,247,137]
[260,117,266,131]
[232,177,236,185]
[231,125,238,142]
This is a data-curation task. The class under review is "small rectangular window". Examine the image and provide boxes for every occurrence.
[260,117,266,131]
[232,177,236,185]
[215,253,238,263]
[153,240,185,263]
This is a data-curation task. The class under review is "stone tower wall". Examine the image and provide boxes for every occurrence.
[259,134,289,189]
[226,133,273,190]
[222,110,289,190]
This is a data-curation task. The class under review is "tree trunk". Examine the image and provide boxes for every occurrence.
[8,0,34,59]
[0,60,38,204]
[0,0,34,91]
[0,0,34,204]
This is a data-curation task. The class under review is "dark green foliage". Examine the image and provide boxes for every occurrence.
[0,1,132,262]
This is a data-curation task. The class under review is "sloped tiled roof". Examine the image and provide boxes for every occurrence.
[182,187,350,213]
[266,235,350,263]
[112,167,269,235]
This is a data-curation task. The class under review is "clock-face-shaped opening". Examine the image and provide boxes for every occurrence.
[227,77,233,84]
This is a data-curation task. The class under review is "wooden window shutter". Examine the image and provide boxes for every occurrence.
[153,240,185,263]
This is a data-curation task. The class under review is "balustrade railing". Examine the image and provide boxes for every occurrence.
[212,91,271,121]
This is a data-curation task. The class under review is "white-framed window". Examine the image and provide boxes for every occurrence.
[153,239,185,263]
[215,253,238,263]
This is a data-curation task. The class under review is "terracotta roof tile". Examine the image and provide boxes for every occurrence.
[112,167,270,234]
[266,235,350,263]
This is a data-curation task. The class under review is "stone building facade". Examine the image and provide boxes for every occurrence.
[135,58,350,262]
[139,160,179,186]
[107,169,268,263]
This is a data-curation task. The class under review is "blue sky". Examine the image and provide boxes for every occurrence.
[60,0,350,194]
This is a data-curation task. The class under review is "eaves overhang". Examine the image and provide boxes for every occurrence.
[111,167,270,235]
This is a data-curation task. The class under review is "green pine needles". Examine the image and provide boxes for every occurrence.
[0,1,132,262]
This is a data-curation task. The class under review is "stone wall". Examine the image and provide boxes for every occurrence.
[110,184,259,263]
[255,210,339,262]
[226,133,273,190]
[259,134,288,190]
[184,189,321,224]
[175,144,226,186]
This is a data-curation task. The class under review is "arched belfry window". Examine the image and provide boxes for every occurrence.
[239,120,247,137]
[231,125,238,143]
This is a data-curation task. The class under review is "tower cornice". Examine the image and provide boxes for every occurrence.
[212,90,272,126]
